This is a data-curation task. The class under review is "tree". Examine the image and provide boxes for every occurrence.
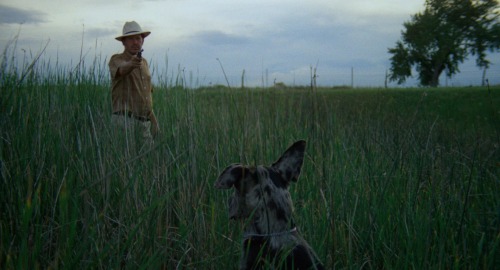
[388,0,500,87]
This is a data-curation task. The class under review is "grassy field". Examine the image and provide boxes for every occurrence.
[1,56,499,269]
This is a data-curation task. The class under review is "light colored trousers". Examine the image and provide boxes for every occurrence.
[111,114,153,155]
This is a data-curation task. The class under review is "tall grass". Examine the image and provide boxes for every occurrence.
[1,41,499,269]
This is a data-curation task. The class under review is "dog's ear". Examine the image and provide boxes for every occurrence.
[272,140,306,182]
[214,164,245,189]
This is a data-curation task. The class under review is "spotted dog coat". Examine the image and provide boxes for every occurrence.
[215,140,324,270]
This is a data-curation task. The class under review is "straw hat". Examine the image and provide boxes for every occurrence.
[115,21,151,41]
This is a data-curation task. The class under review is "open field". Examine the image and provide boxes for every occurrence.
[1,59,499,269]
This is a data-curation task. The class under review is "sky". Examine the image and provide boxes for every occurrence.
[1,0,499,88]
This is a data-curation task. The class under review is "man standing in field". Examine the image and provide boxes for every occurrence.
[109,21,159,154]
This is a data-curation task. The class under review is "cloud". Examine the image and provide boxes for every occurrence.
[85,27,116,40]
[0,4,48,24]
[190,30,251,46]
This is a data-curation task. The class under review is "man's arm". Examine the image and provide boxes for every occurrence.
[149,111,160,138]
[115,56,143,78]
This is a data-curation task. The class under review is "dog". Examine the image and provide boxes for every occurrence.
[215,140,324,269]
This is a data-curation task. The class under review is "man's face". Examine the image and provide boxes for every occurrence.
[122,34,144,55]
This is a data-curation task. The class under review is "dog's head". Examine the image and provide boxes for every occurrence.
[214,140,306,232]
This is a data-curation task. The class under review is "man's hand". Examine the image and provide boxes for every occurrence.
[149,112,160,138]
[117,56,142,77]
[129,56,142,69]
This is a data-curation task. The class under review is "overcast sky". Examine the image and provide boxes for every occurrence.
[1,0,499,87]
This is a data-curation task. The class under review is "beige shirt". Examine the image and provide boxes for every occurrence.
[109,51,153,118]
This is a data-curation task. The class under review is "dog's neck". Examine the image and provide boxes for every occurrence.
[244,217,297,238]
[243,226,297,240]
[242,221,299,251]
